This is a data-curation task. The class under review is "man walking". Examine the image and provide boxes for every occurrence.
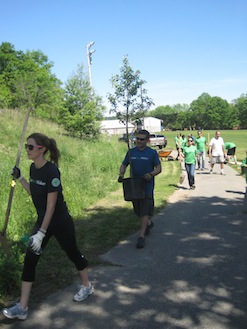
[209,131,225,175]
[118,130,161,248]
[195,130,207,170]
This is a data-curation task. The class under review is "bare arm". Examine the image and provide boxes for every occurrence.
[18,177,31,194]
[209,145,212,157]
[119,164,127,176]
[150,163,162,177]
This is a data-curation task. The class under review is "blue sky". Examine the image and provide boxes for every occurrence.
[1,0,246,111]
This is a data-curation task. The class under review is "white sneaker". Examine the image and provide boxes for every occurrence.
[220,171,226,175]
[2,303,28,320]
[73,283,94,302]
[210,170,213,174]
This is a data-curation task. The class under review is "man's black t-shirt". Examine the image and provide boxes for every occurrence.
[30,161,69,225]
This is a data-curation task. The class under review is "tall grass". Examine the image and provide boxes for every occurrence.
[0,110,127,237]
[0,109,181,305]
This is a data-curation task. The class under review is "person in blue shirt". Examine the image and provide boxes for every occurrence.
[118,130,162,248]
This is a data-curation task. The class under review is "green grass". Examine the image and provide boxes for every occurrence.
[0,110,245,306]
[0,109,181,306]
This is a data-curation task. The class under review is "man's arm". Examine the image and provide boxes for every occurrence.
[119,164,127,176]
[150,163,162,177]
[118,164,127,182]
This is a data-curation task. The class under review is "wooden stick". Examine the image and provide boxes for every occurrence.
[0,108,33,252]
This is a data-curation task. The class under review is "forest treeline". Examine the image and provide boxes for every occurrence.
[1,42,246,135]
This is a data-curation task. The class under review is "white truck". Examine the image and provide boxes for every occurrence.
[148,134,167,149]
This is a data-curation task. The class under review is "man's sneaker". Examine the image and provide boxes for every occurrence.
[145,220,154,236]
[136,237,145,248]
[73,283,94,302]
[2,303,28,320]
[220,171,226,175]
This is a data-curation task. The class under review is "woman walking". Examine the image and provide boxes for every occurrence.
[2,133,93,320]
[180,137,198,189]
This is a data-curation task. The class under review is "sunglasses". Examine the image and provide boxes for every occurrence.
[25,144,43,151]
[188,140,193,142]
[136,137,146,141]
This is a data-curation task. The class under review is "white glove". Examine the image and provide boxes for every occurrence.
[30,230,45,252]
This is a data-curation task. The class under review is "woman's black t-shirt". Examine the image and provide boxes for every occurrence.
[29,161,69,226]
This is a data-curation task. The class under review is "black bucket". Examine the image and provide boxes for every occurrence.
[122,177,145,201]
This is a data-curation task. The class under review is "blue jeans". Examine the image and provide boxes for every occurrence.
[185,163,195,187]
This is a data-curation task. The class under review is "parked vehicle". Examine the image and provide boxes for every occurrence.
[148,134,167,149]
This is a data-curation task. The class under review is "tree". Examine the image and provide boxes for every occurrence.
[14,56,63,121]
[107,55,154,128]
[60,64,105,138]
[148,104,189,130]
[234,94,247,128]
[0,42,63,120]
[189,93,233,129]
[0,42,25,108]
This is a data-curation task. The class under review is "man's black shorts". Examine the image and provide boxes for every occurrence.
[132,198,154,218]
[227,147,236,156]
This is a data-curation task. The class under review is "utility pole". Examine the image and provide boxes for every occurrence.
[86,41,96,95]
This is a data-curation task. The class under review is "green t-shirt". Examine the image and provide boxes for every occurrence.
[241,157,247,182]
[175,136,182,147]
[183,145,197,164]
[195,136,207,151]
[224,142,236,150]
[181,138,187,148]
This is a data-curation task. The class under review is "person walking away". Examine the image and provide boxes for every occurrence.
[118,130,161,249]
[209,131,225,175]
[175,133,183,160]
[195,130,207,170]
[224,142,237,164]
[181,135,187,153]
[180,138,197,189]
[180,135,187,170]
[2,133,93,321]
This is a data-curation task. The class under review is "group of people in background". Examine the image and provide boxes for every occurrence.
[175,130,239,190]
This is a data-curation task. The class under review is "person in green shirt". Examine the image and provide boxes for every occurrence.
[224,142,237,164]
[195,130,207,170]
[174,133,183,160]
[181,135,187,153]
[241,150,247,198]
[180,138,198,189]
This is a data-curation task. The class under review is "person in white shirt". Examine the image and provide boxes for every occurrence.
[209,131,225,175]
